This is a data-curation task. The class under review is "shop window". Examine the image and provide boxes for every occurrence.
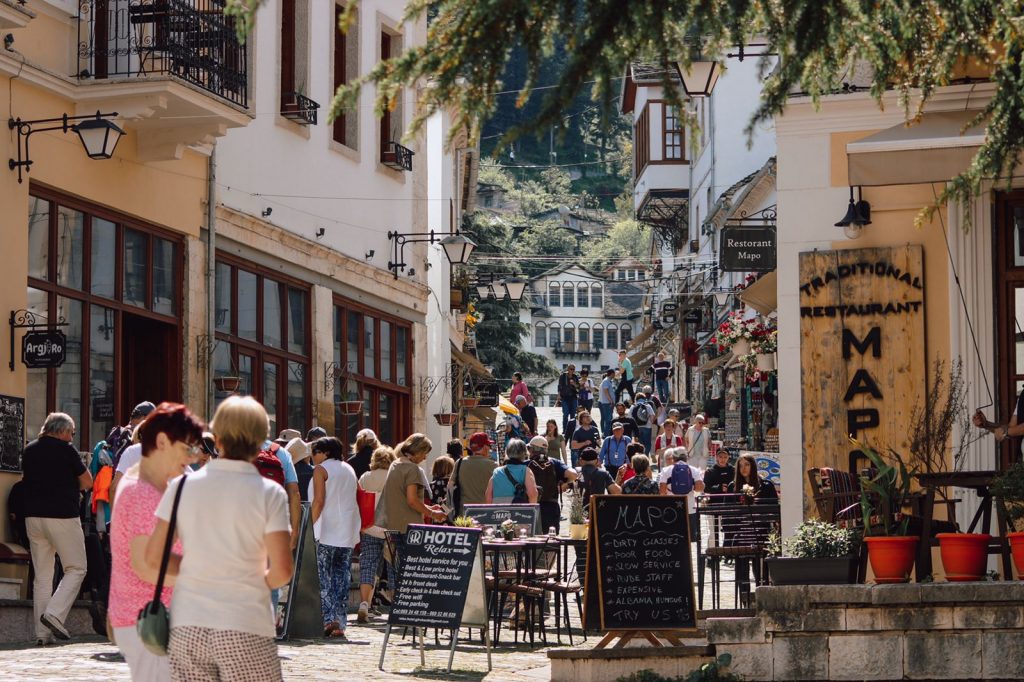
[27,197,48,281]
[215,263,232,333]
[56,207,84,291]
[381,320,392,383]
[237,270,258,341]
[55,297,82,447]
[263,279,283,348]
[91,218,116,299]
[152,238,177,316]
[396,326,408,386]
[123,229,147,307]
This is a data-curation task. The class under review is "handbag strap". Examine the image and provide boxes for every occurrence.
[150,476,186,611]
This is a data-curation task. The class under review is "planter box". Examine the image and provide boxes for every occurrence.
[765,556,858,585]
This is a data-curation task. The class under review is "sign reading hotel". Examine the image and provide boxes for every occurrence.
[798,246,925,510]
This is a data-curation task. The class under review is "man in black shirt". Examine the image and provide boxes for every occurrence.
[22,412,92,643]
[516,395,538,436]
[576,447,621,506]
[613,402,639,439]
[650,351,673,403]
[557,364,580,437]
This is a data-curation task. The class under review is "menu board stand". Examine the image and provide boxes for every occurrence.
[378,525,491,674]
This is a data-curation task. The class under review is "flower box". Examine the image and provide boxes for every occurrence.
[766,556,858,585]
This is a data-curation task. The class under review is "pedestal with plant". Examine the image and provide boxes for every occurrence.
[856,441,919,583]
[765,519,858,585]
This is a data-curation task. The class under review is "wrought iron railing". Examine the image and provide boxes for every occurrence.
[381,140,414,171]
[281,91,319,125]
[552,341,601,356]
[77,0,248,108]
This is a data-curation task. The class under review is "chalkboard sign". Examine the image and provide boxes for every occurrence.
[462,503,541,534]
[0,394,25,472]
[590,495,697,632]
[388,524,485,630]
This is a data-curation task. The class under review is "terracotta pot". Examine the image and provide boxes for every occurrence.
[733,338,751,356]
[434,412,458,426]
[569,523,588,540]
[461,397,480,409]
[213,376,240,392]
[864,536,919,584]
[337,401,363,416]
[1008,532,1024,577]
[937,533,991,581]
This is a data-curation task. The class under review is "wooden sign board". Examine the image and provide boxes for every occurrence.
[0,394,25,472]
[798,246,926,513]
[462,503,541,534]
[280,503,321,640]
[584,495,698,636]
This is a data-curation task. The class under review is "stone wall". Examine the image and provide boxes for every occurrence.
[708,583,1024,681]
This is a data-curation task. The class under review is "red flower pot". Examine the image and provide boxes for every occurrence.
[937,533,991,581]
[864,536,919,584]
[338,401,363,416]
[1008,532,1024,577]
[434,413,458,426]
[461,397,480,409]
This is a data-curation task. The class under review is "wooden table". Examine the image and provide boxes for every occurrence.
[914,471,1013,580]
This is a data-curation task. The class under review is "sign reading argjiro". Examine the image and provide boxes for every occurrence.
[388,525,481,630]
[22,330,66,369]
[721,226,776,272]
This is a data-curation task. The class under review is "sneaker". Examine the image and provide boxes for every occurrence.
[40,614,70,641]
[357,602,369,623]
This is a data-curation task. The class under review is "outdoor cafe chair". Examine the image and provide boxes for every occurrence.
[695,498,781,609]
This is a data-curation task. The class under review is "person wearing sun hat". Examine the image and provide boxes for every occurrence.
[287,437,314,502]
[447,432,497,516]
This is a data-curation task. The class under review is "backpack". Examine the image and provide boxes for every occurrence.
[106,425,134,470]
[632,400,653,426]
[669,461,695,495]
[528,459,559,503]
[502,467,529,504]
[255,443,286,487]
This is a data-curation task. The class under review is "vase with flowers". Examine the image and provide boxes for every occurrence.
[714,311,757,356]
[499,519,517,541]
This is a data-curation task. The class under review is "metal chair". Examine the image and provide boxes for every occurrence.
[696,500,781,609]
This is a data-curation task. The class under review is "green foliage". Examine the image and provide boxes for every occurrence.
[767,520,857,559]
[854,440,915,537]
[992,461,1024,531]
[569,486,585,524]
[581,219,652,273]
[614,656,740,682]
[226,0,1024,221]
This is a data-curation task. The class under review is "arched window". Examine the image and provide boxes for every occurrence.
[578,323,590,349]
[577,284,589,307]
[548,282,561,307]
[563,283,575,308]
[534,322,547,348]
[621,325,633,345]
[606,326,618,350]
[563,322,575,347]
[593,324,604,351]
[591,284,603,308]
[549,322,561,348]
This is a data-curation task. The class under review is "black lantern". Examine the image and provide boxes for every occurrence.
[835,186,871,239]
[675,40,720,97]
[386,230,475,278]
[501,277,528,302]
[8,110,122,183]
[74,117,125,160]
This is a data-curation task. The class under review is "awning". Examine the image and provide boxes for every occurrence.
[739,270,777,315]
[467,406,499,424]
[697,351,732,372]
[450,342,491,377]
[847,110,987,186]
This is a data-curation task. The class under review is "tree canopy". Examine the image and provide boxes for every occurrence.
[227,0,1024,215]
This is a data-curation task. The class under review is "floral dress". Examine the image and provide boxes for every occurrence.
[622,475,660,495]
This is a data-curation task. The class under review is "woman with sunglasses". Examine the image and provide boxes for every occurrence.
[109,403,204,681]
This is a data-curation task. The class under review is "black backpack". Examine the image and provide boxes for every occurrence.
[503,467,529,504]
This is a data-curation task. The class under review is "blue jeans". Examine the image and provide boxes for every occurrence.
[655,378,670,403]
[561,397,578,437]
[316,543,353,628]
[639,426,653,456]
[598,402,613,437]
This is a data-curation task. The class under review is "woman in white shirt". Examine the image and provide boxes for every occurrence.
[146,396,293,682]
[309,436,360,639]
[355,445,395,623]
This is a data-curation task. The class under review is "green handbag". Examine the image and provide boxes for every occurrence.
[136,476,186,656]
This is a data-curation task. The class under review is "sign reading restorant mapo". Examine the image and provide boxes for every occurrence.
[721,226,776,272]
[798,245,926,512]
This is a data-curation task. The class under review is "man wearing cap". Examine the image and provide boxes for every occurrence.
[447,432,498,516]
[528,436,577,531]
[107,401,156,502]
[599,422,632,480]
[686,414,711,466]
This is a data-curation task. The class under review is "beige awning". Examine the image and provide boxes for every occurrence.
[739,270,777,315]
[847,110,986,186]
[698,351,732,372]
[467,406,499,424]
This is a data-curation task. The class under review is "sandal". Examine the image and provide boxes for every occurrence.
[323,621,341,637]
[327,626,347,639]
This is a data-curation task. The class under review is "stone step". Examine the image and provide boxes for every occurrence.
[549,644,715,682]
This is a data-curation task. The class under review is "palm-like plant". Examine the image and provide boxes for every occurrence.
[853,439,915,537]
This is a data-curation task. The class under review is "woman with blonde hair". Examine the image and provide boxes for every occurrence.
[375,434,446,567]
[146,396,292,682]
[347,428,381,479]
[355,445,395,623]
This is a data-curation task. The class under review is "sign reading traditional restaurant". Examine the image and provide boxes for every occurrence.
[0,394,25,472]
[21,330,66,369]
[798,245,926,510]
[585,495,697,638]
[721,226,776,272]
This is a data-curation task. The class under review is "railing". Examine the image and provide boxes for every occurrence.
[77,0,248,108]
[381,140,414,171]
[552,341,601,356]
[281,91,319,125]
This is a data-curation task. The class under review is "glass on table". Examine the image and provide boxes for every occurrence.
[518,527,529,539]
[548,526,557,537]
[484,527,495,540]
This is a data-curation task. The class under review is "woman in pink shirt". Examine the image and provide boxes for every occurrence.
[109,403,203,681]
[509,372,532,406]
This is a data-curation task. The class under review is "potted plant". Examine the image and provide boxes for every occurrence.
[855,440,919,583]
[499,519,517,540]
[765,520,858,585]
[568,486,587,540]
[991,461,1024,575]
[936,531,991,581]
[752,324,777,371]
[213,375,241,393]
[338,400,362,416]
[713,311,756,356]
[461,395,480,409]
[434,412,458,426]
[453,516,477,528]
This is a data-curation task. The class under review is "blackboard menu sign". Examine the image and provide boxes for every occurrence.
[462,503,541,534]
[590,495,697,631]
[388,525,484,630]
[0,394,25,472]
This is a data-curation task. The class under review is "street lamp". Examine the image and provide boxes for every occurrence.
[386,230,476,278]
[8,110,123,183]
[476,284,494,299]
[439,233,476,265]
[501,277,528,303]
[835,186,871,240]
[675,37,721,97]
[713,291,731,307]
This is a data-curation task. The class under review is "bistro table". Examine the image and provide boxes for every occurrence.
[914,471,1013,580]
[481,538,539,646]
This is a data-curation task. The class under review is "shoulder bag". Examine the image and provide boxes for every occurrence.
[136,477,186,656]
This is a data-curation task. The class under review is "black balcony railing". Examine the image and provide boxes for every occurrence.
[281,91,319,125]
[552,341,601,357]
[382,140,414,171]
[77,0,248,108]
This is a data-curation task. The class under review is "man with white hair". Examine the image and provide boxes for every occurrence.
[685,414,711,466]
[22,413,93,643]
[659,447,705,543]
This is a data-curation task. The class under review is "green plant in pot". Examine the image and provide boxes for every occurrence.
[765,520,859,585]
[991,461,1024,577]
[568,485,587,540]
[854,440,919,584]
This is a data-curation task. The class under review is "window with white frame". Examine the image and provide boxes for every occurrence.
[549,323,561,347]
[548,282,560,307]
[593,324,604,351]
[591,284,603,308]
[534,322,546,347]
[577,284,589,307]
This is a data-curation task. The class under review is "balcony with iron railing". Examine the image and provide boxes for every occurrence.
[71,0,252,160]
[552,341,601,358]
[382,140,414,171]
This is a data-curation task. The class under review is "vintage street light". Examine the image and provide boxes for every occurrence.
[675,37,721,97]
[439,233,476,265]
[501,277,528,303]
[8,110,123,183]
[834,186,872,239]
[386,230,476,278]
